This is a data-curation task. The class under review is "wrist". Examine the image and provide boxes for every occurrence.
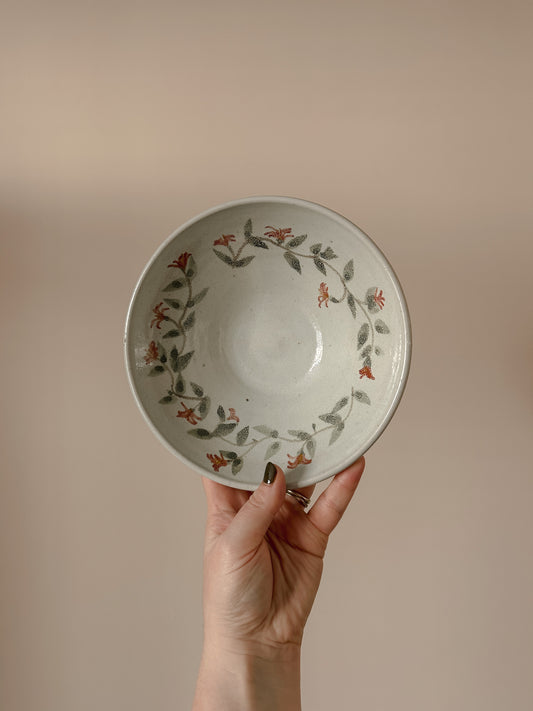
[193,638,301,711]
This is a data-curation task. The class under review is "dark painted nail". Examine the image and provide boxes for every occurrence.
[263,462,277,485]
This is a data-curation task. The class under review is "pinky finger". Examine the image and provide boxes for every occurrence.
[307,457,365,536]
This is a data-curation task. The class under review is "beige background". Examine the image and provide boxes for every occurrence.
[1,1,532,709]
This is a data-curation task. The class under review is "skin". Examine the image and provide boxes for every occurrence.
[193,457,365,711]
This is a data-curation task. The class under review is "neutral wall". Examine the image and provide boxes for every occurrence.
[1,1,532,709]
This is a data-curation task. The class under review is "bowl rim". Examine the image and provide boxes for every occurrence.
[124,195,412,489]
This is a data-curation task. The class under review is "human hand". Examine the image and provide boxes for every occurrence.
[193,458,365,711]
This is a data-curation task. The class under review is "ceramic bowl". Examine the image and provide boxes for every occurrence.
[124,197,411,490]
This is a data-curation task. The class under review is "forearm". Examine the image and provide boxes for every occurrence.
[193,641,301,711]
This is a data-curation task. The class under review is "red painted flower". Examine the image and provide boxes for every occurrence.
[264,226,293,242]
[177,402,200,425]
[228,408,240,423]
[150,302,169,329]
[373,288,385,310]
[359,365,375,380]
[214,234,236,247]
[287,452,312,470]
[318,282,329,308]
[144,340,159,364]
[207,453,229,472]
[168,252,192,271]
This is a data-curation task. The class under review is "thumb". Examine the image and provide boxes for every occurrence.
[224,463,286,553]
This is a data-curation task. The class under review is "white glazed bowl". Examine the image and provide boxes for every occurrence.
[124,197,411,490]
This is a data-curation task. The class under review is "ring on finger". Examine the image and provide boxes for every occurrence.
[286,489,311,509]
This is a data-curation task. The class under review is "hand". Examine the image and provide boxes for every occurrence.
[193,458,365,711]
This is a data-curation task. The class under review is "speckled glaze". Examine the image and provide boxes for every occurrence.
[124,197,411,490]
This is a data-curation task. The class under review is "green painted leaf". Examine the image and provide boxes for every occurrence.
[162,329,181,339]
[148,365,165,376]
[170,346,178,371]
[175,374,185,394]
[305,439,316,457]
[213,422,237,436]
[164,298,183,310]
[347,293,357,319]
[220,450,238,460]
[284,252,302,274]
[163,278,186,291]
[198,397,210,417]
[331,396,349,413]
[188,428,212,439]
[313,257,326,275]
[375,346,383,356]
[185,256,197,279]
[158,395,174,404]
[287,430,312,440]
[360,344,372,358]
[183,311,196,331]
[287,234,307,248]
[330,296,339,304]
[213,249,235,265]
[363,356,372,368]
[234,255,255,268]
[264,441,281,460]
[343,259,354,281]
[190,382,204,397]
[187,287,209,307]
[232,458,244,475]
[375,319,390,334]
[357,323,369,349]
[320,246,337,260]
[217,405,225,421]
[366,287,380,312]
[318,413,342,425]
[329,422,344,445]
[244,219,253,237]
[176,350,194,371]
[310,243,322,255]
[246,235,268,249]
[236,426,249,446]
[354,390,371,405]
[253,425,276,436]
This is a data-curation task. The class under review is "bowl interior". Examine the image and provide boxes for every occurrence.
[125,198,411,489]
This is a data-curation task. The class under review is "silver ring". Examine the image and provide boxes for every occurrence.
[286,489,311,509]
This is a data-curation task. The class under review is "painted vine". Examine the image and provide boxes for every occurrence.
[144,219,390,476]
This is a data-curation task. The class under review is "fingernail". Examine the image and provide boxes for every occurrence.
[263,462,277,485]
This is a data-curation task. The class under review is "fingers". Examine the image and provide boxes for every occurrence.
[307,457,365,537]
[224,464,286,554]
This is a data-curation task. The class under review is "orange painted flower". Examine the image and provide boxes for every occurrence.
[150,302,169,329]
[214,234,236,247]
[144,340,159,364]
[374,288,385,309]
[318,282,329,308]
[207,453,229,472]
[168,252,192,271]
[264,226,292,242]
[287,452,312,469]
[177,402,200,425]
[359,365,375,380]
[228,408,240,423]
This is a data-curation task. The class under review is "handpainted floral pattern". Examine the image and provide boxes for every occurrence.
[318,282,329,308]
[146,221,391,477]
[211,218,391,381]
